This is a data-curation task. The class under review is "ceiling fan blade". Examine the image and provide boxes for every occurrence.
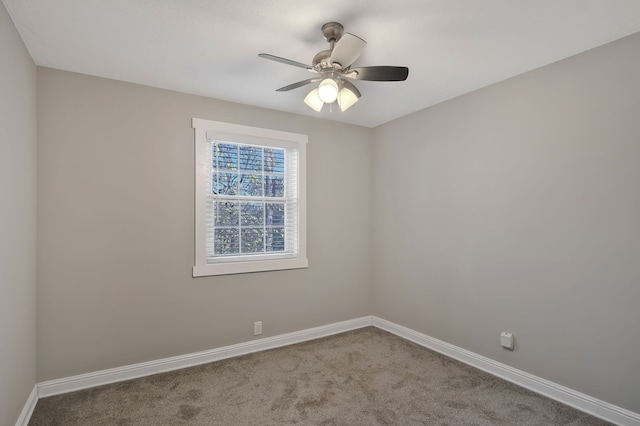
[258,53,313,70]
[345,66,409,81]
[330,33,366,69]
[276,78,321,92]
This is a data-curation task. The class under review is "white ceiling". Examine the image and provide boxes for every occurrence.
[4,0,640,128]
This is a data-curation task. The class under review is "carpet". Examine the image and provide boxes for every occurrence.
[29,327,612,425]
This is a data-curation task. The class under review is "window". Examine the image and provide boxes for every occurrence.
[192,118,308,276]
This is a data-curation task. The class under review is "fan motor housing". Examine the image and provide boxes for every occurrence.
[312,50,331,68]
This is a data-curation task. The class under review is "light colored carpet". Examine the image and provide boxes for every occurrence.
[29,327,612,425]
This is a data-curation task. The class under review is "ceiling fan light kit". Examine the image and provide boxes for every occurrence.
[337,85,359,111]
[304,80,360,112]
[304,89,324,112]
[317,78,339,103]
[259,22,408,112]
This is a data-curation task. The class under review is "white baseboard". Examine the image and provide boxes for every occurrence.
[372,316,640,426]
[29,315,639,426]
[15,385,37,426]
[37,316,373,398]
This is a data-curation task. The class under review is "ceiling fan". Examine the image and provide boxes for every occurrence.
[259,22,409,112]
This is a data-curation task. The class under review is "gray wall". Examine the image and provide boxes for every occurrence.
[0,2,38,424]
[372,32,640,413]
[17,16,640,418]
[36,68,373,381]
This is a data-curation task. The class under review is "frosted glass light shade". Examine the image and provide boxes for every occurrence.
[337,87,359,111]
[317,78,339,103]
[304,88,324,112]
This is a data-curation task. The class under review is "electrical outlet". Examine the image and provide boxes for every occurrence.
[254,321,262,336]
[500,332,514,350]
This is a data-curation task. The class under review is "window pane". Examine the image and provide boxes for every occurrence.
[265,203,285,226]
[240,146,262,171]
[239,173,263,196]
[217,172,238,195]
[264,148,285,173]
[215,143,238,170]
[215,201,238,226]
[264,175,284,197]
[240,202,264,226]
[241,228,264,253]
[214,228,239,255]
[266,227,285,252]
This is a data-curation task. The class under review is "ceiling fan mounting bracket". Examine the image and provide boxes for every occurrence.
[321,22,344,43]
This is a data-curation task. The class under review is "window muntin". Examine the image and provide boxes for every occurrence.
[192,118,307,276]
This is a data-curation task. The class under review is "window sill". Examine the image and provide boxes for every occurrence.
[193,257,308,277]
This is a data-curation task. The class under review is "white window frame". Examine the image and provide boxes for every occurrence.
[192,118,308,277]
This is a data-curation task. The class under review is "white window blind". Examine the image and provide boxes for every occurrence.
[192,119,307,276]
[204,138,299,263]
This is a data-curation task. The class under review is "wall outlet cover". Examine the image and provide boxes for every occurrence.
[500,332,514,350]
